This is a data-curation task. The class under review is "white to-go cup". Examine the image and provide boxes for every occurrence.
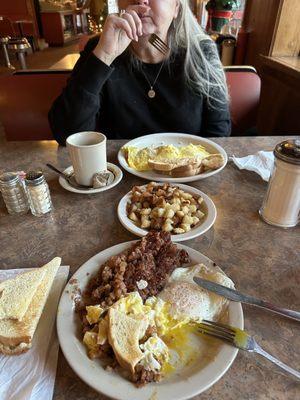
[66,131,107,186]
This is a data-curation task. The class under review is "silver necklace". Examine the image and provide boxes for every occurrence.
[142,62,165,98]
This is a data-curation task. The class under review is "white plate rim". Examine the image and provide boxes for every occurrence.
[117,183,217,242]
[57,241,243,400]
[117,133,228,183]
[58,162,123,194]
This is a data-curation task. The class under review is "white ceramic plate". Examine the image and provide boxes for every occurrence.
[117,133,228,183]
[57,241,243,400]
[58,162,123,194]
[117,183,217,242]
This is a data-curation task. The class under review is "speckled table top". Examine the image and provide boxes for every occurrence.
[0,136,299,400]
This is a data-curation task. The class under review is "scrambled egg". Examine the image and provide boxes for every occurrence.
[139,335,169,371]
[86,305,103,324]
[145,297,189,336]
[123,147,152,171]
[123,144,210,171]
[83,292,195,370]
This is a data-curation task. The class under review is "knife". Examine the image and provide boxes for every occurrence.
[193,277,300,322]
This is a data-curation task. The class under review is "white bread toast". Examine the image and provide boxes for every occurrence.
[150,154,224,177]
[0,267,46,321]
[148,157,201,172]
[0,257,61,355]
[202,154,224,170]
[108,308,148,374]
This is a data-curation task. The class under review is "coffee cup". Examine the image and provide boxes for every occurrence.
[66,131,107,186]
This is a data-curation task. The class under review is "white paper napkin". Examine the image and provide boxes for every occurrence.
[231,151,274,181]
[0,265,69,400]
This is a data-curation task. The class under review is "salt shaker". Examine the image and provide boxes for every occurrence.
[0,172,29,215]
[259,139,300,227]
[25,171,53,217]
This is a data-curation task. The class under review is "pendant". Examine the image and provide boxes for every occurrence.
[148,89,156,98]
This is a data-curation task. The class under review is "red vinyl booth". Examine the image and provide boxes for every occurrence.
[225,67,261,134]
[0,68,261,141]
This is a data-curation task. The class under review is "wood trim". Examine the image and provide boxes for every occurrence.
[242,0,282,69]
[271,0,300,56]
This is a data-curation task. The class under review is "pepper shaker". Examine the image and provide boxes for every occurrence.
[0,172,29,215]
[25,171,53,216]
[259,139,300,227]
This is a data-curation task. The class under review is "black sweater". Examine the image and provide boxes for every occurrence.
[49,36,231,145]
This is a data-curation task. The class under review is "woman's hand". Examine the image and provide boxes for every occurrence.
[93,5,149,66]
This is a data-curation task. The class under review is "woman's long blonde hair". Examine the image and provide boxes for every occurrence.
[129,0,228,107]
[170,0,229,106]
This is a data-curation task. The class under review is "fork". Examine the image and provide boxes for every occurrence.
[148,33,170,55]
[198,320,300,380]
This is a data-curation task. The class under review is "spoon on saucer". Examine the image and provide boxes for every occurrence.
[46,163,94,190]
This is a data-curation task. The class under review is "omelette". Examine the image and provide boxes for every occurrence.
[123,144,211,171]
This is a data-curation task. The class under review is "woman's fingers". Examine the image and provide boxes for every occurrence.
[110,15,134,41]
[121,12,139,41]
[126,10,143,37]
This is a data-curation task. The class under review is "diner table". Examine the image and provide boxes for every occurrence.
[0,135,299,400]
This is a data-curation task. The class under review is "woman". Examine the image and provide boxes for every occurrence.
[49,0,230,145]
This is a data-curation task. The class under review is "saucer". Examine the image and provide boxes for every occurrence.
[58,163,123,194]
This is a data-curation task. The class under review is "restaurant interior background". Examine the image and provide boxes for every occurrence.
[0,0,299,140]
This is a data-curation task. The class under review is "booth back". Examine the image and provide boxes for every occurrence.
[0,71,70,141]
[0,68,261,141]
[225,68,261,135]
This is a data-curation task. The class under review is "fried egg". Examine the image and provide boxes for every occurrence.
[158,264,234,321]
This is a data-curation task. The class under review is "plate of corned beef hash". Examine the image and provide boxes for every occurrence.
[57,232,243,400]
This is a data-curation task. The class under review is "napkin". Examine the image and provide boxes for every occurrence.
[231,151,274,181]
[0,265,69,400]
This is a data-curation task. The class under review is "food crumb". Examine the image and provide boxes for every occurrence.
[136,279,148,290]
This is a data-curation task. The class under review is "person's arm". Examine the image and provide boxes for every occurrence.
[48,36,114,145]
[199,40,231,137]
[49,5,148,145]
[201,99,231,137]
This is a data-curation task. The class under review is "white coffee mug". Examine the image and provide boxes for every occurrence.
[66,131,107,186]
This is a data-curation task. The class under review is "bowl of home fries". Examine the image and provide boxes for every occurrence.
[117,182,217,242]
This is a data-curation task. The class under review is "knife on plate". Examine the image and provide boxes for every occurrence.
[193,277,300,322]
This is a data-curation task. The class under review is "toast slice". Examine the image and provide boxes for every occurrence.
[0,257,61,355]
[0,267,46,321]
[202,154,224,170]
[148,157,201,172]
[108,308,148,374]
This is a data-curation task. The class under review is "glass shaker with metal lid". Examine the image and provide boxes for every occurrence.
[259,139,300,227]
[25,171,53,217]
[0,172,29,215]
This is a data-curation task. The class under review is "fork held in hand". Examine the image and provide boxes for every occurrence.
[149,34,170,55]
[198,320,300,380]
